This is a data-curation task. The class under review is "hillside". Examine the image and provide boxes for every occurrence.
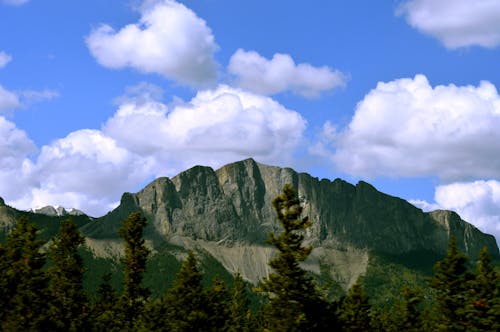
[1,158,498,296]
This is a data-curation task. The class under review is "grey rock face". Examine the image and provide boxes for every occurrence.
[33,205,86,217]
[2,160,499,290]
[91,158,497,260]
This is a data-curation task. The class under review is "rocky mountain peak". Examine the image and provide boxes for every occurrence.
[32,205,85,217]
[85,158,498,260]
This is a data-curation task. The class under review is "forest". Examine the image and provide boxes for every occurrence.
[1,184,499,331]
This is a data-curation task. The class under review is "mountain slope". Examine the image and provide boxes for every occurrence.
[79,158,498,288]
[1,159,498,292]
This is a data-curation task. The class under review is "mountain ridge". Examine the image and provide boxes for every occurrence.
[0,158,498,290]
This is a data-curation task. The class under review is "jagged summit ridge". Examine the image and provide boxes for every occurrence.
[85,158,498,259]
[1,159,499,289]
[32,205,86,217]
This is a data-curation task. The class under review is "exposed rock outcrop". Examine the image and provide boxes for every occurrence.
[80,158,498,288]
[2,160,498,290]
[32,206,85,217]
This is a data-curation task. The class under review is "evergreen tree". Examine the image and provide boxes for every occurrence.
[226,272,251,332]
[164,251,208,331]
[429,237,472,331]
[337,280,372,331]
[466,247,500,330]
[259,184,330,331]
[391,286,423,331]
[91,272,120,332]
[0,217,51,331]
[48,218,89,332]
[206,277,230,332]
[118,212,150,329]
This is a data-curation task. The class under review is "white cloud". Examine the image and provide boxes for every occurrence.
[228,49,347,98]
[0,116,36,203]
[1,0,29,6]
[86,0,218,86]
[0,51,12,68]
[23,129,155,215]
[2,84,306,217]
[327,74,500,180]
[0,85,58,114]
[397,0,500,48]
[104,84,307,172]
[409,199,440,212]
[412,180,500,244]
[113,81,164,106]
[0,85,20,112]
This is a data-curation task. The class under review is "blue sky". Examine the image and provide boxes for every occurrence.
[1,0,500,243]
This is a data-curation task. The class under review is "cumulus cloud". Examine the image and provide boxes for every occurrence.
[104,84,306,171]
[325,74,500,180]
[411,180,500,243]
[0,51,12,68]
[0,85,20,112]
[23,130,155,215]
[86,0,218,86]
[1,84,305,216]
[113,81,164,106]
[228,49,347,98]
[397,0,500,48]
[0,116,36,203]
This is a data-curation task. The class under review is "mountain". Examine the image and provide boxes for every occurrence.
[81,159,497,288]
[31,205,86,217]
[1,158,498,298]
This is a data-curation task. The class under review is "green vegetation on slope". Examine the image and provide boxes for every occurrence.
[1,186,499,331]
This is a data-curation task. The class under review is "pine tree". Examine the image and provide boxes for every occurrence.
[337,280,372,331]
[118,212,150,329]
[391,286,423,331]
[466,247,500,330]
[226,272,251,332]
[164,251,208,331]
[48,218,89,332]
[206,277,230,332]
[91,272,120,332]
[259,184,330,331]
[0,217,51,331]
[429,237,472,331]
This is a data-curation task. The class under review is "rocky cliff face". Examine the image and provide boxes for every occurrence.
[79,158,498,288]
[2,158,498,290]
[86,158,497,255]
[32,206,85,217]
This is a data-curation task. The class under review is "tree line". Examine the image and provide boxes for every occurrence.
[1,184,499,331]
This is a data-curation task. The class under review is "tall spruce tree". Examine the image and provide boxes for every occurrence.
[390,286,423,332]
[226,272,251,332]
[206,277,230,332]
[164,251,208,331]
[259,184,330,331]
[118,212,150,329]
[337,280,372,331]
[48,218,89,332]
[429,237,472,331]
[466,247,500,330]
[91,272,120,332]
[0,217,51,331]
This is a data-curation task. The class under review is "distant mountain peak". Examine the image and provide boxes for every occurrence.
[32,205,86,217]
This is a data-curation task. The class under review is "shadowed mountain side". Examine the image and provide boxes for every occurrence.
[1,159,498,291]
[81,158,498,259]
